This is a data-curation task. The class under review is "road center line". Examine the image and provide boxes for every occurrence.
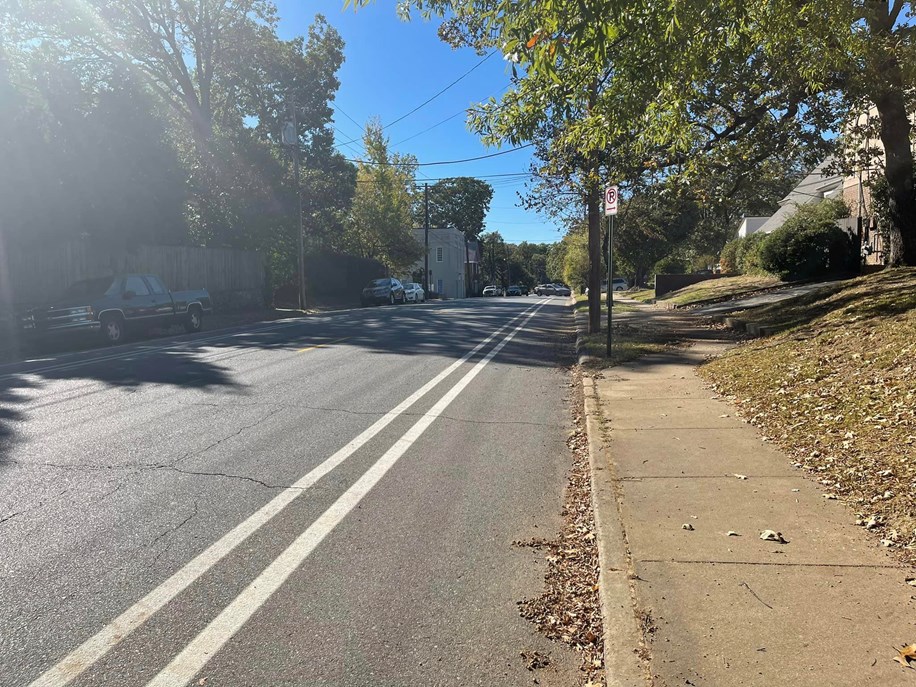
[144,301,547,687]
[295,336,350,353]
[27,300,547,687]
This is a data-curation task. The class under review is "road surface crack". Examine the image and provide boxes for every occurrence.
[154,465,298,490]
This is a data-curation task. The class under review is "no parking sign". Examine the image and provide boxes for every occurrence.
[604,185,618,216]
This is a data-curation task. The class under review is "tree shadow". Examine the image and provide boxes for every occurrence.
[0,299,570,473]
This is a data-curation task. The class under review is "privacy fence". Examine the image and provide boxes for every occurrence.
[0,240,266,310]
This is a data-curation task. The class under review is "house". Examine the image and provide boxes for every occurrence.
[409,227,479,298]
[737,216,769,237]
[755,159,844,235]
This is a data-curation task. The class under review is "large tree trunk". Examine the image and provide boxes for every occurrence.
[587,184,602,334]
[874,88,916,266]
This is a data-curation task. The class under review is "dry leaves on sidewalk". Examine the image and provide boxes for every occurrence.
[893,644,916,668]
[759,530,788,544]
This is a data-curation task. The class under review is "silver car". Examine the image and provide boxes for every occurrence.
[403,282,425,303]
[552,284,572,296]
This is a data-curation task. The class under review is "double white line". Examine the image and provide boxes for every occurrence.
[30,299,548,687]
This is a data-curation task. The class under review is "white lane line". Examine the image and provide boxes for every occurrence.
[145,301,548,687]
[27,300,546,687]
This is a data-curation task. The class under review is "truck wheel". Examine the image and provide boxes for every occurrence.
[101,315,125,345]
[185,307,203,333]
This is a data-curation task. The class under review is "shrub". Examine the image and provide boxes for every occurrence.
[653,255,688,275]
[757,199,855,280]
[719,239,742,273]
[737,232,767,274]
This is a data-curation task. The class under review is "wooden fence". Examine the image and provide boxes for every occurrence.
[0,240,266,310]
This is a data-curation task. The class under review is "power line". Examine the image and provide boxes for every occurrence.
[332,102,363,131]
[343,143,534,168]
[336,50,497,147]
[391,84,512,147]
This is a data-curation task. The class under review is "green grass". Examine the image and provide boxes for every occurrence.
[574,293,637,314]
[661,275,781,306]
[580,321,680,369]
[629,288,656,303]
[700,268,916,562]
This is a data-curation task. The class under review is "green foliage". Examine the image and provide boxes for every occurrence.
[719,240,742,273]
[653,255,688,275]
[736,233,768,274]
[562,226,590,291]
[1,5,354,293]
[344,121,422,273]
[757,199,855,280]
[427,177,493,239]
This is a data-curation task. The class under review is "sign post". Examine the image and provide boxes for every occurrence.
[604,185,618,358]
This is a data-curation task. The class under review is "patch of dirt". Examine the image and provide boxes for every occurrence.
[515,367,605,686]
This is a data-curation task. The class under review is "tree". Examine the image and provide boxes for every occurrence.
[615,186,700,286]
[427,177,493,295]
[344,121,422,273]
[363,0,916,266]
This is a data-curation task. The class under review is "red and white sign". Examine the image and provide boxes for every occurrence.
[604,185,618,216]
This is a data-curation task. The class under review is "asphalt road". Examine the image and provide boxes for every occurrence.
[0,296,580,687]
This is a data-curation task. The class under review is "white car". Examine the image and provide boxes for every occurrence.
[552,284,572,297]
[612,278,629,291]
[403,282,425,303]
[482,285,502,297]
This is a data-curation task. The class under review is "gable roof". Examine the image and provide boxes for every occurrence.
[756,158,844,234]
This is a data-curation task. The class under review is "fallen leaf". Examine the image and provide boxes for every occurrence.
[906,578,916,587]
[733,474,748,480]
[823,494,838,500]
[760,530,788,544]
[727,531,740,537]
[682,523,695,531]
[893,644,916,667]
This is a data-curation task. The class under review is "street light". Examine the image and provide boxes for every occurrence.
[282,107,306,310]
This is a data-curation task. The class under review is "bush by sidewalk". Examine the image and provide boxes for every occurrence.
[700,268,916,562]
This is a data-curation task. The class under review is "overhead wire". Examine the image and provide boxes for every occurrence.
[336,50,498,147]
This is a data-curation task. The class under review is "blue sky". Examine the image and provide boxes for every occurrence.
[273,1,564,244]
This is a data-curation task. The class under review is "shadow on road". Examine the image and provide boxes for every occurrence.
[0,298,571,470]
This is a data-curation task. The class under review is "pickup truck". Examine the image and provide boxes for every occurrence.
[21,274,212,345]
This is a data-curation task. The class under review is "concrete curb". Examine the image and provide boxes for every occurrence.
[582,376,650,686]
[571,306,600,366]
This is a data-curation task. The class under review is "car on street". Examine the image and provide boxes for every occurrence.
[482,285,503,297]
[534,284,556,296]
[612,277,629,291]
[361,277,406,306]
[552,284,572,296]
[402,282,425,303]
[506,285,525,296]
[20,274,212,345]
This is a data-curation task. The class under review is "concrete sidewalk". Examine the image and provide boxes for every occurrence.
[583,307,916,686]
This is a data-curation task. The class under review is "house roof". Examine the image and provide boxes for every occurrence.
[756,158,844,234]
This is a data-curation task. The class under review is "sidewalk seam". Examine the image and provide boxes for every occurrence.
[582,375,652,686]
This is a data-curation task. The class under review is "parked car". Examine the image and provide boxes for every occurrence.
[403,282,425,303]
[534,284,557,296]
[506,285,524,296]
[361,278,406,306]
[552,284,572,296]
[20,274,212,345]
[612,277,629,291]
[482,285,503,297]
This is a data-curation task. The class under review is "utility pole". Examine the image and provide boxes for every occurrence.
[283,102,306,310]
[424,183,430,295]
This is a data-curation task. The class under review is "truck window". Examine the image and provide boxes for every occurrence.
[145,276,167,295]
[125,276,150,296]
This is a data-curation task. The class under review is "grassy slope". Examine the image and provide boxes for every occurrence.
[661,275,780,306]
[700,268,916,560]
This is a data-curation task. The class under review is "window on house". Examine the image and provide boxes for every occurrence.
[436,247,443,262]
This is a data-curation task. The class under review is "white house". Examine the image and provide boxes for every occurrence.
[737,216,769,237]
[409,227,478,298]
[755,159,844,235]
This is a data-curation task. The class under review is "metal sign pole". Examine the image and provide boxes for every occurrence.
[606,213,613,357]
